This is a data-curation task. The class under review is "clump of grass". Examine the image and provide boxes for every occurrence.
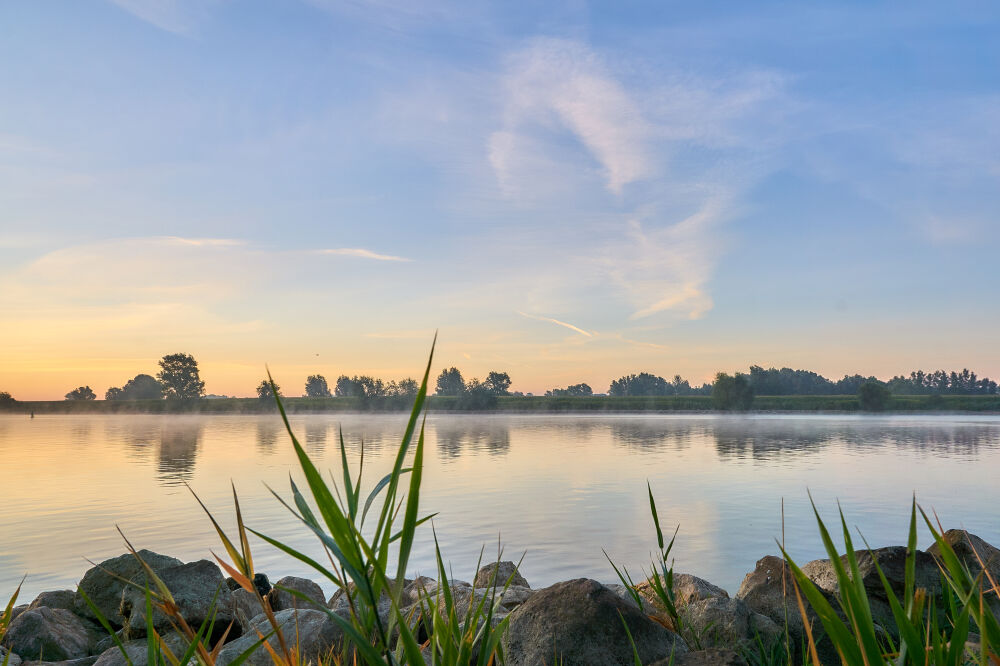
[780,495,1000,665]
[605,482,683,634]
[2,578,23,666]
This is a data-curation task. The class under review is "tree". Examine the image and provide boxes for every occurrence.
[457,378,498,410]
[712,373,754,411]
[65,386,96,401]
[157,353,205,399]
[387,378,419,397]
[257,379,281,401]
[335,375,385,398]
[858,381,891,412]
[0,391,15,407]
[435,367,465,396]
[608,372,673,396]
[304,374,332,398]
[107,374,163,401]
[484,371,512,396]
[546,383,593,397]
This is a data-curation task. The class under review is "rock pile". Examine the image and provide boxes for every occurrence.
[2,531,997,666]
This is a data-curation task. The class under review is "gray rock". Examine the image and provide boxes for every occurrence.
[74,551,183,627]
[21,658,98,666]
[654,648,748,665]
[680,597,780,651]
[9,605,28,624]
[503,578,687,666]
[474,562,529,589]
[27,592,76,613]
[231,589,266,634]
[0,647,23,666]
[736,555,835,663]
[266,577,325,612]
[928,530,1000,590]
[604,583,662,617]
[119,560,234,640]
[4,607,98,661]
[92,633,191,666]
[215,609,345,666]
[637,573,729,612]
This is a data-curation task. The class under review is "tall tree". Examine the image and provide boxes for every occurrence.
[0,391,16,407]
[712,373,754,411]
[157,353,205,399]
[257,379,281,401]
[106,374,163,400]
[858,381,890,411]
[304,374,332,398]
[484,371,512,396]
[65,386,96,401]
[435,367,466,396]
[608,372,673,396]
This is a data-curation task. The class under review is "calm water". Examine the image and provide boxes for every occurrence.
[2,413,999,602]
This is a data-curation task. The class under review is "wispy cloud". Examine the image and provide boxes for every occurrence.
[517,311,593,337]
[318,248,412,262]
[491,38,652,196]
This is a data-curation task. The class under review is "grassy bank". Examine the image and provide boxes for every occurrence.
[4,394,1000,415]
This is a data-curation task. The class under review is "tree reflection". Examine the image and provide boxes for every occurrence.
[157,421,202,484]
[305,422,327,453]
[256,420,279,455]
[434,420,511,459]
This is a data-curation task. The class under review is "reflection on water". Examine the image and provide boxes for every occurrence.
[435,420,511,459]
[157,422,202,484]
[1,413,999,602]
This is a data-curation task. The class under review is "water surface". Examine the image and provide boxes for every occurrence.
[2,413,998,602]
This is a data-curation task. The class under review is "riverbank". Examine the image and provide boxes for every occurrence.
[3,528,997,666]
[4,394,1000,414]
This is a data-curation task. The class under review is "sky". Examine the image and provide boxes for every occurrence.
[1,0,999,399]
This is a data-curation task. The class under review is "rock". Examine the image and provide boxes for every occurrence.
[8,606,28,624]
[503,578,687,666]
[929,530,1000,586]
[3,607,98,661]
[231,589,266,633]
[74,551,183,627]
[604,583,662,617]
[401,576,437,606]
[474,562,529,589]
[0,647,23,666]
[654,648,748,665]
[680,597,780,651]
[215,609,345,666]
[736,555,835,662]
[21,658,98,666]
[92,633,191,666]
[119,560,234,640]
[637,574,729,612]
[27,592,76,613]
[266,577,325,611]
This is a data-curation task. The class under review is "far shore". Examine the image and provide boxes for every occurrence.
[3,394,1000,415]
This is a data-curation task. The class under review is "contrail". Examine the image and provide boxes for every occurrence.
[517,311,593,337]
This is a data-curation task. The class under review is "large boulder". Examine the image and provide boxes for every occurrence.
[119,560,234,640]
[20,658,98,666]
[266,577,325,612]
[27,592,76,613]
[928,531,1000,586]
[3,607,98,661]
[503,578,687,666]
[679,597,780,651]
[215,609,345,666]
[74,551,182,627]
[474,562,529,589]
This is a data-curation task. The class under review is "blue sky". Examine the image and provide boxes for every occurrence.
[1,1,998,398]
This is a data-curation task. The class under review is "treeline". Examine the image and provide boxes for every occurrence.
[746,366,998,396]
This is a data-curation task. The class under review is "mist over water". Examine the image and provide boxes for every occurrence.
[1,413,998,601]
